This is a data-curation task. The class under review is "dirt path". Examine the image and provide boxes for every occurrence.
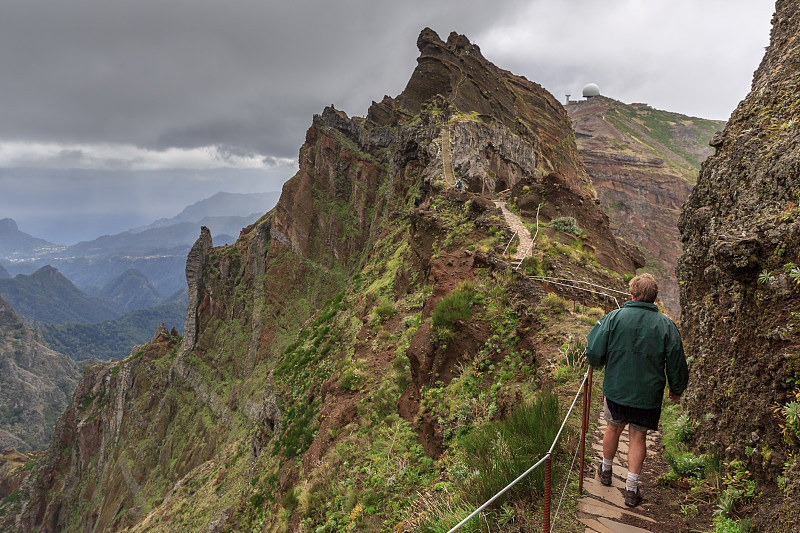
[441,126,455,187]
[494,201,533,261]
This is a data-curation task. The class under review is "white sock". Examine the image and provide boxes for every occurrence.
[626,472,639,492]
[602,457,613,472]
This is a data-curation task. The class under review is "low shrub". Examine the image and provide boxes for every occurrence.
[374,302,398,320]
[432,282,477,333]
[548,216,583,236]
[560,339,586,368]
[414,493,480,533]
[457,391,561,505]
[539,292,570,314]
[674,413,697,442]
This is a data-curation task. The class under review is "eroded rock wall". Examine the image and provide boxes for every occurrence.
[678,0,800,528]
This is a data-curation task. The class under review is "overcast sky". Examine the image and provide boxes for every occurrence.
[0,0,775,244]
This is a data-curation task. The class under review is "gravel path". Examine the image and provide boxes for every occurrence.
[494,201,533,261]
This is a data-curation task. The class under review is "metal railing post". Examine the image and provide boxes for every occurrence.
[543,453,552,532]
[578,369,588,496]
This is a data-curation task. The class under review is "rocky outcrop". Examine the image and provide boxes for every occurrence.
[567,96,723,316]
[181,226,212,351]
[678,0,799,529]
[397,29,587,190]
[0,297,79,452]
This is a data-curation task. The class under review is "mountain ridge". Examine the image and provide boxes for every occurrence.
[0,296,80,452]
[567,95,723,316]
[0,266,124,324]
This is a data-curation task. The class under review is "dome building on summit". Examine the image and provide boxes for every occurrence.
[582,83,601,98]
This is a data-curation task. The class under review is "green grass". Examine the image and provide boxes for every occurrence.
[432,281,478,333]
[457,391,561,505]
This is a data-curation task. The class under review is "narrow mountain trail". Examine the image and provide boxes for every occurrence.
[492,195,670,530]
[494,201,533,261]
[577,413,661,532]
[440,125,455,187]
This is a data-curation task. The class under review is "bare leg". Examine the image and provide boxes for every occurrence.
[627,427,647,474]
[602,423,625,462]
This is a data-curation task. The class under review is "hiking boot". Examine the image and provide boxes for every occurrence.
[624,487,642,507]
[598,465,612,486]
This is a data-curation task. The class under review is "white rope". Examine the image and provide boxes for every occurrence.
[447,369,590,533]
[529,276,631,297]
[503,230,518,256]
[514,203,541,270]
[551,419,584,532]
[548,369,589,455]
[529,277,623,309]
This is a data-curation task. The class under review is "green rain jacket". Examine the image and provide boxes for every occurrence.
[585,301,688,410]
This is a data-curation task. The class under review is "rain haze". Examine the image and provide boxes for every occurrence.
[0,0,774,244]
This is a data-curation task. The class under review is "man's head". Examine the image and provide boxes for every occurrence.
[629,274,658,303]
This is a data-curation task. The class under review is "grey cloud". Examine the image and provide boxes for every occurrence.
[0,0,526,159]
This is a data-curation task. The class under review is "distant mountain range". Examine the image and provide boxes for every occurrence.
[0,190,280,297]
[135,191,279,231]
[0,191,280,361]
[88,268,163,313]
[0,266,123,324]
[39,289,187,361]
[0,218,65,260]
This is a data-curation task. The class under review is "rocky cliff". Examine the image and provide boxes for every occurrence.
[0,297,80,452]
[0,29,641,532]
[568,96,723,316]
[678,0,800,529]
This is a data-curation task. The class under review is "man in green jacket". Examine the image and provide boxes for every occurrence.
[585,273,688,507]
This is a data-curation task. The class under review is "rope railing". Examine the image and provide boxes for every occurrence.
[526,275,627,310]
[529,276,631,297]
[447,367,594,533]
[513,203,542,270]
[503,230,518,256]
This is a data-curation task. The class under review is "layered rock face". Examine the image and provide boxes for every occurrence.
[568,96,722,316]
[0,297,79,452]
[679,1,800,528]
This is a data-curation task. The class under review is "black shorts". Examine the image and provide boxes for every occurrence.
[604,398,661,432]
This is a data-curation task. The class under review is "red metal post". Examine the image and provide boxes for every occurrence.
[543,453,552,533]
[578,370,589,496]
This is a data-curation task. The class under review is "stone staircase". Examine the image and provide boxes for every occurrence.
[494,201,533,262]
[578,414,660,532]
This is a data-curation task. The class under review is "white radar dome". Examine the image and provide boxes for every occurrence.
[582,83,601,97]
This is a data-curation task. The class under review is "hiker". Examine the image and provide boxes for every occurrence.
[455,178,463,191]
[585,273,688,508]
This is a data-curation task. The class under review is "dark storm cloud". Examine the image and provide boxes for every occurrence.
[0,0,529,159]
[0,0,774,159]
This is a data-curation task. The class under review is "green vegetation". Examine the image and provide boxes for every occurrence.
[40,295,186,360]
[548,216,583,236]
[605,102,723,173]
[773,388,800,443]
[457,392,561,503]
[432,281,478,337]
